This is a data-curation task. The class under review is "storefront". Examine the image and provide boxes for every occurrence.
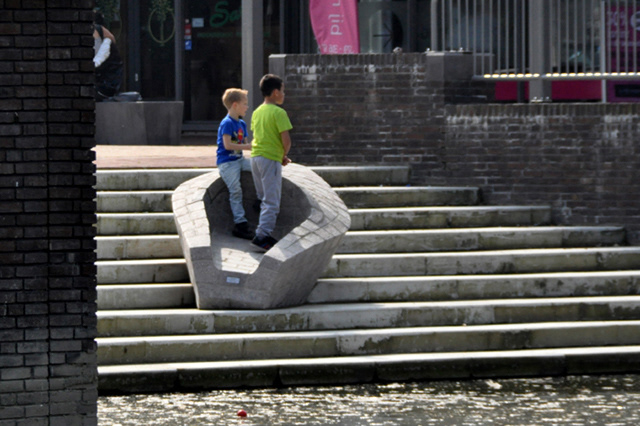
[97,0,309,130]
[96,0,639,130]
[96,0,438,129]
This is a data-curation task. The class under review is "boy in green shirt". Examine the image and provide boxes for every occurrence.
[250,74,293,251]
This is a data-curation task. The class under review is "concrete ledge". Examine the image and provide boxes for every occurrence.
[334,186,479,208]
[95,247,640,284]
[325,247,640,278]
[96,321,640,365]
[98,346,640,394]
[94,271,640,310]
[310,271,640,304]
[94,226,625,259]
[96,296,640,337]
[94,166,411,190]
[95,101,184,145]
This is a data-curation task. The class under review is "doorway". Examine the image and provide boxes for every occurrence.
[108,0,284,130]
[183,0,243,125]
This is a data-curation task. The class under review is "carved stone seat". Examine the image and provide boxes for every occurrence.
[172,163,350,310]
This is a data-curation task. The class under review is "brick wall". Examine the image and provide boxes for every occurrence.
[274,53,640,244]
[0,1,97,425]
[271,53,493,166]
[440,103,640,243]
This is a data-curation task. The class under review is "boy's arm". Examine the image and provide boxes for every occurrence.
[222,134,251,151]
[280,131,291,155]
[102,26,117,43]
[280,131,292,165]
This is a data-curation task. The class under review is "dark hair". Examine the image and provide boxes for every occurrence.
[94,9,106,26]
[259,74,283,97]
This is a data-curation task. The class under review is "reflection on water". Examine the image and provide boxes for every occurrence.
[99,375,640,425]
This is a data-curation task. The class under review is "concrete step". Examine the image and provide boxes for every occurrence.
[92,164,640,392]
[312,166,411,187]
[309,271,640,304]
[349,205,551,230]
[325,247,640,278]
[96,296,640,337]
[98,284,195,310]
[95,247,640,284]
[96,186,481,213]
[96,320,640,365]
[97,345,640,393]
[97,213,176,235]
[338,226,625,254]
[95,205,553,236]
[96,271,640,310]
[96,191,173,213]
[97,259,188,284]
[96,235,182,260]
[95,226,626,260]
[334,186,479,209]
[95,169,214,191]
[95,166,411,191]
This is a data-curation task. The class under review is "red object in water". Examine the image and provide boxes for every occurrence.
[237,409,248,417]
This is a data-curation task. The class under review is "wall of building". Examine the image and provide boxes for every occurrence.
[0,1,98,424]
[273,53,640,244]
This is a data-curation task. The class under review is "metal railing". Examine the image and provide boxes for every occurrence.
[430,0,640,100]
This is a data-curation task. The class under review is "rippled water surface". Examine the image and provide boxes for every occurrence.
[99,375,640,425]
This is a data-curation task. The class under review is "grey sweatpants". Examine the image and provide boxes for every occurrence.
[251,155,282,238]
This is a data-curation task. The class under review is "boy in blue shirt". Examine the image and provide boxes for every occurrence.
[216,88,254,240]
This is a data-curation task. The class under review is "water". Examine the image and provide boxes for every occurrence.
[98,375,640,425]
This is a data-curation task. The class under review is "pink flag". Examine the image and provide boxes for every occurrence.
[309,0,360,54]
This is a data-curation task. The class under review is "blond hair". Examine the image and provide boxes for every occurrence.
[222,88,248,110]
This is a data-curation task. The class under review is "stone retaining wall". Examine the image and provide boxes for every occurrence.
[273,53,640,243]
[0,1,97,424]
[441,103,640,243]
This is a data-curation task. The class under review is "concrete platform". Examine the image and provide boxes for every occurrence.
[92,153,640,393]
[94,226,626,259]
[97,320,640,365]
[94,145,219,169]
[98,346,640,393]
[96,271,640,311]
[96,296,640,337]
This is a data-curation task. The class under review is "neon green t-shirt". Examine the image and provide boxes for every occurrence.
[250,103,293,162]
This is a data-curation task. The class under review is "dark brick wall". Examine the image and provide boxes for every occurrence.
[439,103,640,242]
[272,53,493,166]
[0,1,97,425]
[274,53,640,244]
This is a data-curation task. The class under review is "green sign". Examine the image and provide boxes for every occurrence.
[210,1,241,28]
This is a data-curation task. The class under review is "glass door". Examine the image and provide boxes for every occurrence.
[139,0,178,99]
[183,0,243,125]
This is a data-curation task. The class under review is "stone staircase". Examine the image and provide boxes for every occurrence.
[95,166,640,394]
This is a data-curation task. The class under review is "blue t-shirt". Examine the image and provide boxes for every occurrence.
[216,114,248,165]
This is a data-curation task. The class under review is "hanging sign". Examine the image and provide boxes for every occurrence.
[309,0,360,54]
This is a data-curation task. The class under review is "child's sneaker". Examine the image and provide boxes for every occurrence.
[251,235,278,252]
[232,222,254,240]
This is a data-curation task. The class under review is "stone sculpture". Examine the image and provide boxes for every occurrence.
[172,163,351,309]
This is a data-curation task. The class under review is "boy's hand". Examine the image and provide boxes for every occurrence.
[282,156,291,166]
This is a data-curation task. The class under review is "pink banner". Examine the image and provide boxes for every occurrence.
[310,0,360,54]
